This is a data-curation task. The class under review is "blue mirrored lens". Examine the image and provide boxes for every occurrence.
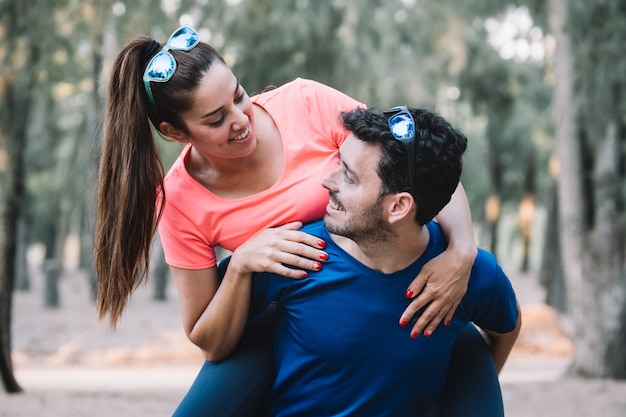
[145,52,176,81]
[389,113,415,139]
[168,26,199,50]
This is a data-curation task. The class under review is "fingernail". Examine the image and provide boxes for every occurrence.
[411,332,419,339]
[399,320,408,327]
[424,330,432,337]
[405,289,414,298]
[301,272,308,278]
[319,253,328,261]
[445,320,451,327]
[314,262,322,270]
[318,240,326,248]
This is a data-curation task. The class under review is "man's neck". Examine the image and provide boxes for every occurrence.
[329,224,430,274]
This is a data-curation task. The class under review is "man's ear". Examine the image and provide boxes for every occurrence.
[386,192,415,224]
[159,122,188,143]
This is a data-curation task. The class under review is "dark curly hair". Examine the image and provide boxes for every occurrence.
[340,107,467,225]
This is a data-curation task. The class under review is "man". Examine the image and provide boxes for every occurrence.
[248,106,521,416]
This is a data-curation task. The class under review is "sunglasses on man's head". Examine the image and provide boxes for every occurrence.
[384,106,416,198]
[143,26,200,112]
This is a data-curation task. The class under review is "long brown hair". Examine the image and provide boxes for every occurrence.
[95,35,225,327]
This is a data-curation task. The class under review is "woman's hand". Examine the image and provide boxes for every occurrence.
[399,245,476,338]
[229,221,328,279]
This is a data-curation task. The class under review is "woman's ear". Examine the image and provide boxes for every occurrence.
[387,192,415,224]
[159,122,187,143]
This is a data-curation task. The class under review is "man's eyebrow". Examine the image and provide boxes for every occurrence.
[200,78,240,119]
[338,150,353,172]
[342,158,357,179]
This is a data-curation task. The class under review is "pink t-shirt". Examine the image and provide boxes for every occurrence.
[158,78,364,269]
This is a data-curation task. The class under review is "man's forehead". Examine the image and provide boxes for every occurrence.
[340,135,381,175]
[340,134,369,157]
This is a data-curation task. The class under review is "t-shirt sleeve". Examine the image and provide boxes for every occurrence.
[253,78,365,150]
[158,197,217,269]
[287,78,365,148]
[249,271,292,317]
[465,250,519,334]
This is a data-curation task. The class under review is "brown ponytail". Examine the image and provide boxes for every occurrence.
[95,33,227,327]
[95,38,165,328]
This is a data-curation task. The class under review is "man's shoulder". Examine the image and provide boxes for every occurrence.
[299,220,327,238]
[466,248,511,301]
[472,249,499,275]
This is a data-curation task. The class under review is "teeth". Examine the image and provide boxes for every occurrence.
[232,128,249,141]
[330,200,343,211]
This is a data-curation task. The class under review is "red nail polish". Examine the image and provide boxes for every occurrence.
[400,320,408,327]
[445,320,451,327]
[405,289,414,298]
[424,330,432,337]
[318,240,326,248]
[411,332,419,339]
[314,262,322,270]
[301,272,308,278]
[319,253,328,261]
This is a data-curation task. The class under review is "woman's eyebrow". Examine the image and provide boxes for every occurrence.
[200,79,240,119]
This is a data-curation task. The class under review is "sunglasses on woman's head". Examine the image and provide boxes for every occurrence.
[143,26,200,112]
[384,106,417,198]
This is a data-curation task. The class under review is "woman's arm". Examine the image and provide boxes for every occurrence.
[399,182,477,338]
[483,304,522,373]
[173,222,328,362]
[172,265,250,363]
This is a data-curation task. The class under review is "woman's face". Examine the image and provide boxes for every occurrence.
[173,62,256,160]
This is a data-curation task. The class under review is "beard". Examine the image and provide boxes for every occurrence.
[325,193,394,245]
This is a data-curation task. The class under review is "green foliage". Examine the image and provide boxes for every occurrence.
[0,0,557,265]
[569,0,626,143]
[454,9,552,223]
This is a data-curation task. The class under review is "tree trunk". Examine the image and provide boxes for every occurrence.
[539,183,567,312]
[151,234,169,301]
[578,122,626,377]
[549,0,626,378]
[0,0,45,392]
[548,0,587,371]
[81,6,107,302]
[0,80,30,393]
[41,219,61,308]
[14,219,30,292]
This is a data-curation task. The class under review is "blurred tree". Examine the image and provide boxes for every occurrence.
[0,0,52,396]
[103,0,554,299]
[3,0,598,391]
[539,161,567,312]
[76,1,112,300]
[457,14,551,260]
[223,0,347,94]
[151,234,169,301]
[548,0,626,378]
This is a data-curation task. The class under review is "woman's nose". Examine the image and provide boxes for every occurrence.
[231,105,249,129]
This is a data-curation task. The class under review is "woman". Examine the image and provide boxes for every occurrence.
[95,26,493,416]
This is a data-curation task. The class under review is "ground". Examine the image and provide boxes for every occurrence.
[2,263,625,417]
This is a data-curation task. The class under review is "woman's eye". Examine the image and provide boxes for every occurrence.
[208,116,224,127]
[234,91,246,103]
[343,171,354,183]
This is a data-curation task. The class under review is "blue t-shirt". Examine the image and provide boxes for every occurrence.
[250,220,518,417]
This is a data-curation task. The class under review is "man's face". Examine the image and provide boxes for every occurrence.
[321,135,393,242]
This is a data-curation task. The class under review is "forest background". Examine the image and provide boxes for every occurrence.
[0,0,625,413]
